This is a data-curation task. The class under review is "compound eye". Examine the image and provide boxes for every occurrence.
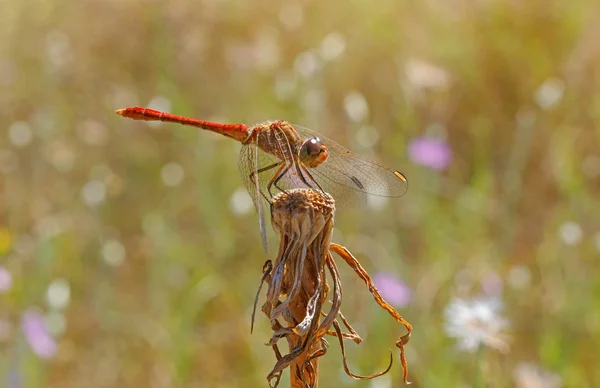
[304,137,324,156]
[300,137,328,168]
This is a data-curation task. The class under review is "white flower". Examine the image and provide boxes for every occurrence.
[444,296,510,353]
[513,363,561,388]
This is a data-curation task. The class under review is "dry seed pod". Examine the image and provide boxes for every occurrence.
[259,188,411,388]
[264,189,335,388]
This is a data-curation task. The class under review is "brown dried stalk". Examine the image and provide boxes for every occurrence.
[256,188,412,388]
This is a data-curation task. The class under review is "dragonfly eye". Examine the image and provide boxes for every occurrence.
[299,137,328,168]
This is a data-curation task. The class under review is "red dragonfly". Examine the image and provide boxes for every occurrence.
[116,107,408,251]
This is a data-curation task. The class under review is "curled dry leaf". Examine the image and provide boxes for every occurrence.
[256,188,412,387]
[330,243,413,383]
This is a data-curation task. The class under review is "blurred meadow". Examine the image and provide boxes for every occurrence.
[1,0,600,386]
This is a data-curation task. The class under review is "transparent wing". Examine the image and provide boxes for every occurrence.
[239,139,276,254]
[239,140,267,211]
[291,124,408,206]
[238,132,316,252]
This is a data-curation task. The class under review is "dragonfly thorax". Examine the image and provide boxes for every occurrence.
[299,137,329,168]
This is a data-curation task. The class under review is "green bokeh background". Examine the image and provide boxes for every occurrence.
[1,0,599,386]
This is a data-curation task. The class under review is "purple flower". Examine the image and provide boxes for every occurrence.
[373,273,412,308]
[408,137,453,171]
[481,272,504,296]
[22,309,57,359]
[0,266,12,293]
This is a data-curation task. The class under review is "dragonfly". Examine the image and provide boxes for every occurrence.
[116,107,408,252]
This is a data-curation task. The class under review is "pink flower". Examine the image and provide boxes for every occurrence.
[0,266,12,293]
[22,309,57,359]
[408,137,453,171]
[373,273,412,308]
[481,272,504,296]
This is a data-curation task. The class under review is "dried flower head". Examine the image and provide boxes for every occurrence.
[256,188,412,387]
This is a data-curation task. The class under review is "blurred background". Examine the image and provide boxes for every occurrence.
[1,0,599,386]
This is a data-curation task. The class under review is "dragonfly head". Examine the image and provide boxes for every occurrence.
[299,137,328,168]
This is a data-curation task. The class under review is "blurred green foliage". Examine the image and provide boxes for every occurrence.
[1,0,599,386]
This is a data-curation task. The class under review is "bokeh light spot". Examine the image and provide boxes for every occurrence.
[535,78,565,110]
[81,180,107,206]
[8,121,33,147]
[102,239,126,267]
[0,266,12,293]
[46,279,71,310]
[161,162,185,187]
[343,91,369,122]
[320,32,346,61]
[507,265,531,290]
[559,221,583,245]
[229,187,254,215]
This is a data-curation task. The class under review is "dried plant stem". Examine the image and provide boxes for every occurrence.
[264,189,335,388]
[289,292,321,388]
[330,243,412,383]
[260,188,412,387]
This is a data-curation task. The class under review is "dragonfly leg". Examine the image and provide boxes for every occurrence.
[269,163,292,196]
[249,161,282,202]
[297,162,325,194]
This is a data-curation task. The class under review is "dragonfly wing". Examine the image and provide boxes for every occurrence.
[254,142,269,255]
[239,141,281,255]
[239,142,260,209]
[292,125,408,199]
